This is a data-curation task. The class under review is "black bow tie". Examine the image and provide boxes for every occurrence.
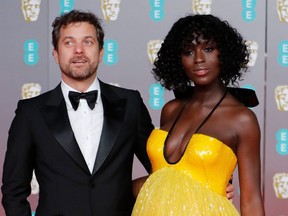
[68,90,98,110]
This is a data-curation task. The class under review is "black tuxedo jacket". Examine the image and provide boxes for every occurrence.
[2,80,154,216]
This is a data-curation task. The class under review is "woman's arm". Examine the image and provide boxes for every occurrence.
[237,110,265,215]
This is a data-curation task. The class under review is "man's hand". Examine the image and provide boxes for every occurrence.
[226,182,235,202]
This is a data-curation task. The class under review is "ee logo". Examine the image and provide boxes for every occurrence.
[149,83,165,110]
[24,39,39,65]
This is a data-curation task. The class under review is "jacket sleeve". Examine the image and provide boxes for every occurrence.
[134,91,154,173]
[2,100,33,216]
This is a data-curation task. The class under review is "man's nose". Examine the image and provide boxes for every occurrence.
[74,43,84,54]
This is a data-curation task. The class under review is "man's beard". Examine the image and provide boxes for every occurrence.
[61,58,98,81]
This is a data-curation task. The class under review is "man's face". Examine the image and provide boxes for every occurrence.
[53,22,104,85]
[101,0,121,21]
[22,0,41,22]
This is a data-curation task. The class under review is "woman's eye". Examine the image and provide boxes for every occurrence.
[204,47,214,52]
[183,50,194,55]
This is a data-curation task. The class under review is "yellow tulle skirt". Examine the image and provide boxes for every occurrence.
[132,167,239,216]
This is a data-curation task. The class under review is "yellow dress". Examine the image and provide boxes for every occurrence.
[132,129,239,216]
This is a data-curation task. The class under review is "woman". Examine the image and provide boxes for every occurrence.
[132,14,264,215]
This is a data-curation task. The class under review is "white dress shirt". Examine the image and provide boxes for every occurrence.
[61,79,104,173]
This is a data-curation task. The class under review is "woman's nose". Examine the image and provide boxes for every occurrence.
[194,50,205,63]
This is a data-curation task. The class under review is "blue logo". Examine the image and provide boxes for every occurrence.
[150,0,165,21]
[59,0,75,14]
[276,129,288,155]
[278,40,288,67]
[241,84,255,91]
[241,0,256,22]
[24,39,39,65]
[104,40,119,65]
[149,83,165,110]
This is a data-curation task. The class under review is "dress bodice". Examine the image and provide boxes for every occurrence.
[132,90,241,216]
[147,128,237,196]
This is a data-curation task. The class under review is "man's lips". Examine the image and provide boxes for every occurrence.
[72,59,87,64]
[70,56,88,64]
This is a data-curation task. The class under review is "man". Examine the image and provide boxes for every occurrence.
[2,10,154,216]
[2,10,235,216]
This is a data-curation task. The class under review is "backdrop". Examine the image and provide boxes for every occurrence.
[0,0,287,215]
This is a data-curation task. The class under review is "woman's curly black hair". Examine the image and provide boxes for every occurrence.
[152,14,250,91]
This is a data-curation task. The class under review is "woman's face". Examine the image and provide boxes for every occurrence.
[181,38,221,86]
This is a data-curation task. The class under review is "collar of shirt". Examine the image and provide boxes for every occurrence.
[61,78,101,111]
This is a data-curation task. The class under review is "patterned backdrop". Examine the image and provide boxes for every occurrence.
[0,0,287,215]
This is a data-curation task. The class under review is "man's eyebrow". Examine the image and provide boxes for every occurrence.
[84,36,96,39]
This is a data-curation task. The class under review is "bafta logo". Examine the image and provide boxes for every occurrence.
[275,85,288,111]
[245,40,259,67]
[147,40,163,64]
[273,173,288,199]
[101,0,121,21]
[22,83,41,99]
[277,0,288,23]
[192,0,213,15]
[22,0,41,22]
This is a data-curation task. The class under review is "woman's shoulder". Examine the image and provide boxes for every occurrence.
[162,98,186,115]
[223,93,259,124]
[224,99,260,141]
[160,98,186,127]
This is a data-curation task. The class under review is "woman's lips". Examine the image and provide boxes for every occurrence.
[193,68,209,76]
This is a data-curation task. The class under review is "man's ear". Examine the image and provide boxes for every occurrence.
[52,49,59,64]
[99,48,104,63]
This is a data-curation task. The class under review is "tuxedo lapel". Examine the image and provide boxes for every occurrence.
[40,85,90,174]
[92,81,126,175]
